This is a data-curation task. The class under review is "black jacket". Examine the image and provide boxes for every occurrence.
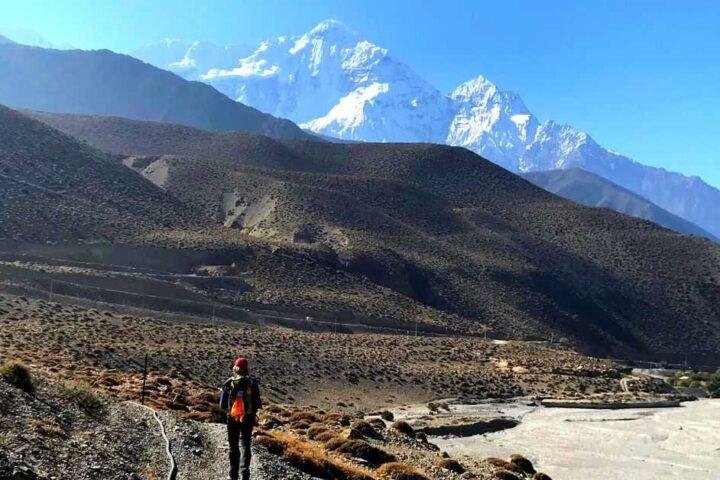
[219,375,262,414]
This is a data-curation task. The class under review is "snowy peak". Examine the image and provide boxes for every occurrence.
[194,19,453,142]
[450,75,499,105]
[451,75,530,116]
[308,19,357,40]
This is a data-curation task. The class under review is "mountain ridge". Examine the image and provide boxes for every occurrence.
[522,168,717,241]
[0,42,312,140]
[132,20,720,239]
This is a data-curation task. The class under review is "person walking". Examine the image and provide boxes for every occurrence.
[219,357,262,480]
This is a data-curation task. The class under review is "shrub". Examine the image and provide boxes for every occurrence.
[289,411,320,423]
[291,420,311,430]
[57,382,106,417]
[324,436,348,450]
[532,473,553,480]
[333,439,396,467]
[351,420,383,440]
[271,432,374,480]
[390,421,415,438]
[509,454,535,474]
[0,361,34,394]
[314,430,337,442]
[437,458,465,473]
[376,462,430,480]
[307,423,330,440]
[380,410,394,421]
[265,403,284,414]
[486,458,524,474]
[369,418,387,430]
[495,471,522,480]
[255,433,285,455]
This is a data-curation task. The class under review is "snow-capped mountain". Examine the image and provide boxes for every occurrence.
[194,20,453,142]
[133,19,720,239]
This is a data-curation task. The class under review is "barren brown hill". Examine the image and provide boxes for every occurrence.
[0,106,204,241]
[10,110,720,362]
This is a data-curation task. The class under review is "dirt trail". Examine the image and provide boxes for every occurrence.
[152,410,317,480]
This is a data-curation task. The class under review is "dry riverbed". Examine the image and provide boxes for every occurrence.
[425,399,720,480]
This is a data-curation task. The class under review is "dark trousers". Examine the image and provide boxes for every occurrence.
[227,418,253,480]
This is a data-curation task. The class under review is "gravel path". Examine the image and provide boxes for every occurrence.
[158,411,318,480]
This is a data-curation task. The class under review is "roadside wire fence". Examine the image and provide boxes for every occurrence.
[6,275,490,339]
[7,275,717,370]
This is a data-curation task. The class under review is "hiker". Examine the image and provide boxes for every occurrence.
[220,357,262,480]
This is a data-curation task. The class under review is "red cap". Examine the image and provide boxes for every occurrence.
[233,358,249,369]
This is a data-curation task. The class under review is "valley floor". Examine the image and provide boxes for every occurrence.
[1,289,703,480]
[432,400,720,480]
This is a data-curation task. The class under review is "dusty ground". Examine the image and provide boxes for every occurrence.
[1,290,690,480]
[0,378,167,479]
[0,292,623,418]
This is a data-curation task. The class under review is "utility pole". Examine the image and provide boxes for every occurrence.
[140,352,148,405]
[415,320,418,338]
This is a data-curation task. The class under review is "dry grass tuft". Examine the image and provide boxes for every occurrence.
[532,473,553,480]
[494,471,522,480]
[437,458,466,473]
[260,431,375,480]
[376,462,429,480]
[0,360,34,394]
[330,439,396,467]
[486,458,523,474]
[509,454,535,474]
[351,419,384,440]
[389,420,415,438]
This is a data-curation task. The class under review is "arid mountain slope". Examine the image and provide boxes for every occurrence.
[523,168,717,241]
[0,106,203,241]
[0,43,311,140]
[10,110,720,362]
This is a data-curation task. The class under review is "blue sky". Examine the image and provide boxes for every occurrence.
[2,0,719,187]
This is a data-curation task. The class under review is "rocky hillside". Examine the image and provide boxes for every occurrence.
[0,105,204,242]
[0,365,168,479]
[0,43,311,140]
[20,110,720,362]
[522,168,717,241]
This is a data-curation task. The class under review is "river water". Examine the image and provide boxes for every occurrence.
[430,400,720,480]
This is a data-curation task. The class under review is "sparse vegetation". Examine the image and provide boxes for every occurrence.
[257,431,375,480]
[328,438,396,467]
[389,421,415,438]
[437,458,465,473]
[57,381,106,417]
[0,360,34,394]
[668,369,720,393]
[376,462,430,480]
